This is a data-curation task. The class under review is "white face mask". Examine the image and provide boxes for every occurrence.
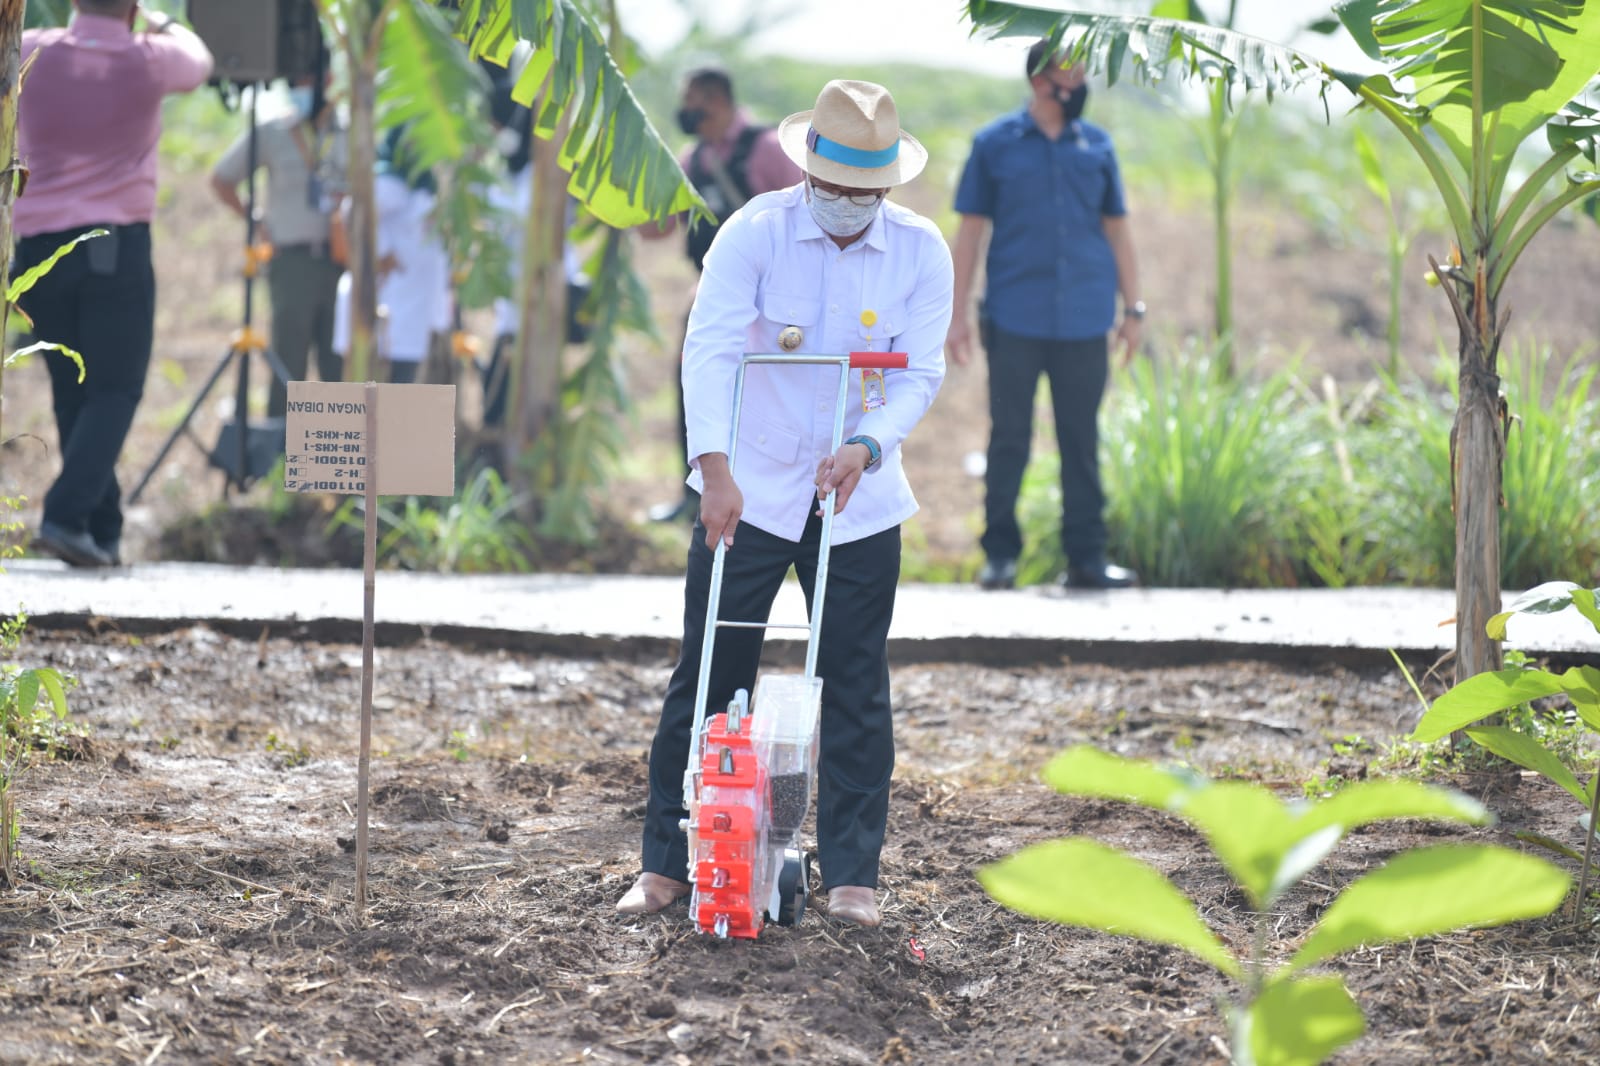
[805,178,883,238]
[289,86,315,120]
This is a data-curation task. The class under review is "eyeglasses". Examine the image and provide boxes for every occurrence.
[808,179,886,208]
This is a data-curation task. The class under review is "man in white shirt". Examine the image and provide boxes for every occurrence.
[618,80,954,928]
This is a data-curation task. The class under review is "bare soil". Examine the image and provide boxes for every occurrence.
[3,627,1600,1065]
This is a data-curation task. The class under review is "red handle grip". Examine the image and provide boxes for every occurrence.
[849,351,909,369]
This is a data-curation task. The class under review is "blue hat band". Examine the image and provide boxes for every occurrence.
[807,127,899,169]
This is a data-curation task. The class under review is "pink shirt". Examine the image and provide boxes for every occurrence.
[17,13,213,237]
[677,110,803,199]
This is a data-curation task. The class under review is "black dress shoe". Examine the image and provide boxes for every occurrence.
[977,557,1018,590]
[1061,560,1139,589]
[33,522,114,568]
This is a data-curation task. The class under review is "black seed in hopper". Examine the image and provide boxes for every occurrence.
[769,773,810,831]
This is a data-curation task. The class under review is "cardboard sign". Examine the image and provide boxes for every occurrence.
[284,381,455,497]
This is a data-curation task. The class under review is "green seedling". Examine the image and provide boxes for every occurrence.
[1410,582,1600,917]
[980,745,1568,1066]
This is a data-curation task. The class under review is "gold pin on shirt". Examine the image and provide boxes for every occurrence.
[778,325,804,351]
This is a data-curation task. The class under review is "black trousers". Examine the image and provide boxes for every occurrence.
[643,511,901,891]
[17,223,156,547]
[980,325,1110,566]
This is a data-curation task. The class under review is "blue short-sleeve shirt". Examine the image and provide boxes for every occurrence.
[954,106,1126,341]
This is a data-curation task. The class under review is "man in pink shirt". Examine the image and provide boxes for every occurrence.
[646,67,804,523]
[17,0,213,568]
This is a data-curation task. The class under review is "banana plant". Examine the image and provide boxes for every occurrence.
[963,0,1600,683]
[981,746,1570,1065]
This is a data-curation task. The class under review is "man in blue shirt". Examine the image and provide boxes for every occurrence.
[947,40,1145,590]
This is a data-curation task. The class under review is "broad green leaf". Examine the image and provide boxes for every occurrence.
[1486,581,1593,639]
[1559,666,1600,730]
[1237,975,1365,1066]
[6,230,105,303]
[1041,745,1201,809]
[1265,825,1343,909]
[1170,782,1295,907]
[979,837,1241,978]
[1571,589,1600,634]
[1411,668,1567,742]
[1295,778,1492,838]
[5,342,86,383]
[32,668,69,720]
[1286,844,1569,974]
[14,671,39,718]
[1465,725,1589,804]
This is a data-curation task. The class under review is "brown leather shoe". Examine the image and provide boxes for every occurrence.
[616,872,691,915]
[826,885,880,927]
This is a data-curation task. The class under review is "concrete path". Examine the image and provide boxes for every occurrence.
[6,559,1598,667]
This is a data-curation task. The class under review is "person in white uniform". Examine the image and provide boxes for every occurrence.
[617,80,954,928]
[333,129,452,382]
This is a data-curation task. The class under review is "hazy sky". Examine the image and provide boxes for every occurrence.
[614,0,1370,80]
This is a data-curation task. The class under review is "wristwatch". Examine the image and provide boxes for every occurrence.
[844,434,882,469]
[1125,300,1147,320]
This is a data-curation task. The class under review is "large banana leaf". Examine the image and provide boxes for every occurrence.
[382,0,493,174]
[1335,0,1600,182]
[447,0,704,229]
[963,0,1362,99]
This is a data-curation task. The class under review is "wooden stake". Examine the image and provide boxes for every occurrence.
[355,381,379,921]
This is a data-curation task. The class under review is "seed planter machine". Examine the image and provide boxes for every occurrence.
[680,349,907,939]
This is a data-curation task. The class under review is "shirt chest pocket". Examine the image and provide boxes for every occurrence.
[760,292,822,333]
[857,302,909,349]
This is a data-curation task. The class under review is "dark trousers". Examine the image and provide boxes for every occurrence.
[643,511,901,891]
[17,223,156,547]
[980,325,1110,566]
[267,245,343,418]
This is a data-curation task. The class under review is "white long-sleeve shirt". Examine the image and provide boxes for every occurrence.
[683,184,954,544]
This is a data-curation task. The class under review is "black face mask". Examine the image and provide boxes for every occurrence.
[1054,83,1089,123]
[676,107,707,137]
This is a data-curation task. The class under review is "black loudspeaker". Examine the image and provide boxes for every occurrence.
[186,0,324,85]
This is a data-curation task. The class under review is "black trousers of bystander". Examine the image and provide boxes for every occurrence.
[17,222,157,551]
[979,324,1110,568]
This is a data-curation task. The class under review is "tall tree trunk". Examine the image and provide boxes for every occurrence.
[507,112,569,503]
[342,4,382,384]
[0,0,24,445]
[1452,282,1504,682]
[1209,80,1234,373]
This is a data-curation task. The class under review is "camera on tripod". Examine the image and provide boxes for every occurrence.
[186,0,324,86]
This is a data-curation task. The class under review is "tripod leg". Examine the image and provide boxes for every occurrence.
[127,348,238,504]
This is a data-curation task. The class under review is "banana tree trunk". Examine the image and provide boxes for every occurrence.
[506,112,570,503]
[0,0,24,445]
[1451,282,1504,681]
[341,4,382,384]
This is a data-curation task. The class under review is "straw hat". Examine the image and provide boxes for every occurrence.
[777,80,927,189]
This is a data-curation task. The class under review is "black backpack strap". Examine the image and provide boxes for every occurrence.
[725,125,767,201]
